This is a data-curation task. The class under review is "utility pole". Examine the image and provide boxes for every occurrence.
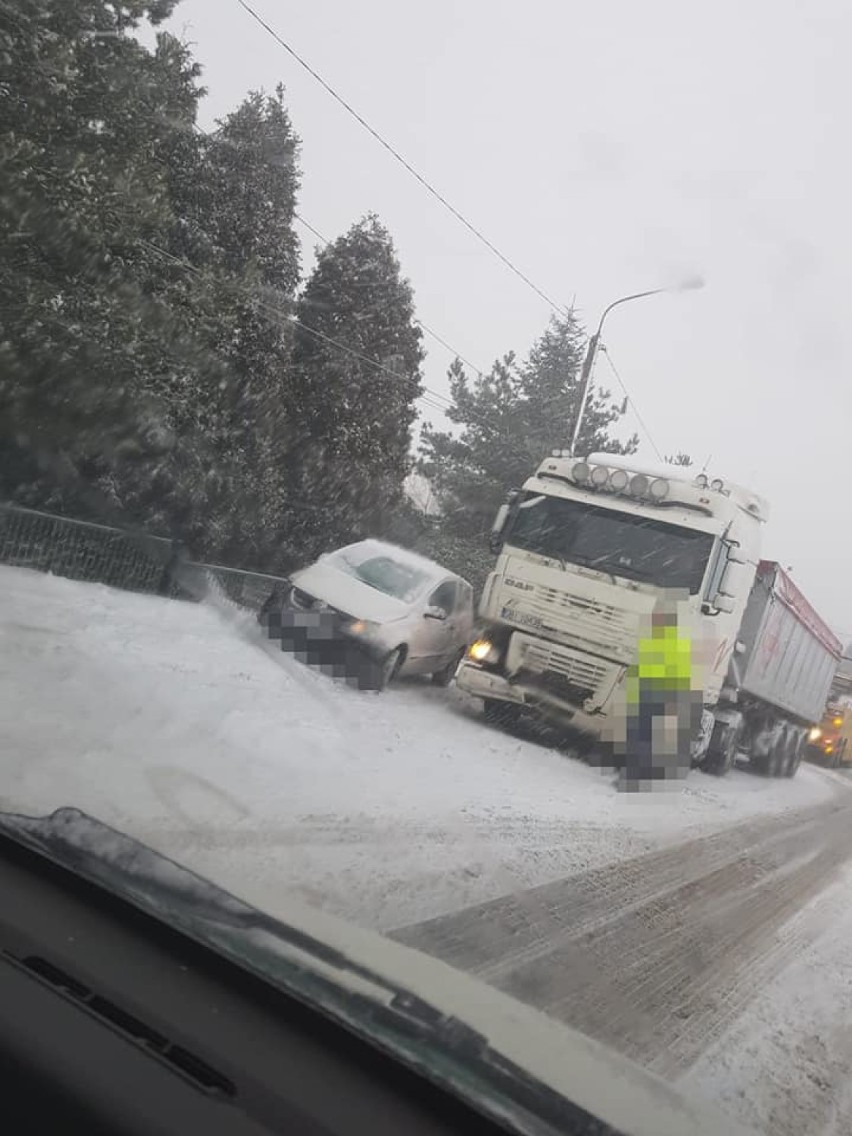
[568,278,704,457]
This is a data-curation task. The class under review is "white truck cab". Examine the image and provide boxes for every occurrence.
[456,452,768,766]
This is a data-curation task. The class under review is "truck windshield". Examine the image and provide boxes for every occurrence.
[506,493,714,593]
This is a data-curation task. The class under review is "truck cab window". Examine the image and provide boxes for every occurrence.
[506,492,714,594]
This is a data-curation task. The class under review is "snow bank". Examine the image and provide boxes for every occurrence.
[0,565,845,931]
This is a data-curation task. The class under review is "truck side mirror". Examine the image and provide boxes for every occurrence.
[489,503,509,553]
[711,560,752,611]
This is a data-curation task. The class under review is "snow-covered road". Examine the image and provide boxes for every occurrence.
[1,564,843,931]
[4,564,852,1135]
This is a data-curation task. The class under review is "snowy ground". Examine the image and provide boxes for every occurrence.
[6,564,852,1135]
[0,564,844,931]
[683,863,852,1136]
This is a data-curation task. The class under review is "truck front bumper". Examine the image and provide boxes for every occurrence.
[455,662,527,705]
[456,661,612,735]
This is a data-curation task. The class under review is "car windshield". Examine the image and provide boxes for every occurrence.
[3,3,850,1135]
[326,547,432,601]
[507,493,714,593]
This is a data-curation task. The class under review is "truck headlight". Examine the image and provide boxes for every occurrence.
[809,727,822,742]
[469,638,501,665]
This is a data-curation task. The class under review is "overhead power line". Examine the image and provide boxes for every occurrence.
[231,5,663,453]
[138,236,458,410]
[293,211,328,246]
[139,239,548,466]
[293,212,484,377]
[598,344,663,462]
[235,0,570,315]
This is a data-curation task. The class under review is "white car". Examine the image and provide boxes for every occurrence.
[259,539,475,690]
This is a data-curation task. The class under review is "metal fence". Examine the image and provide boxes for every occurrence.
[0,502,287,611]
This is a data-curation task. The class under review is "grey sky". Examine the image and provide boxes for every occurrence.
[161,0,851,633]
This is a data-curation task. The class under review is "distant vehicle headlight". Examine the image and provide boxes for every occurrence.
[469,638,500,665]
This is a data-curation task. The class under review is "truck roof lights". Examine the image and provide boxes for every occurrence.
[629,473,649,497]
[609,469,629,491]
[649,478,669,500]
[572,461,590,482]
[710,477,724,492]
[694,473,708,489]
[590,465,610,486]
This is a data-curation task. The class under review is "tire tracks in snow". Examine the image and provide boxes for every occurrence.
[392,793,852,1077]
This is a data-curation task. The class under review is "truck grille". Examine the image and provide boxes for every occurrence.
[528,586,635,659]
[520,642,610,705]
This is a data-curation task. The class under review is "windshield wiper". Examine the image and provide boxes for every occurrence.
[0,808,605,1133]
[0,807,749,1136]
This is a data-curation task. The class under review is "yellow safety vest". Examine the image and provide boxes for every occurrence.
[627,625,692,702]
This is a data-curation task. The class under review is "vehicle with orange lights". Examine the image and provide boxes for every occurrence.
[806,701,852,768]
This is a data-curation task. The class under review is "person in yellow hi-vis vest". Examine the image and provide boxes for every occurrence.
[621,602,695,789]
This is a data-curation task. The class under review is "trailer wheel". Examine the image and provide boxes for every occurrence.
[784,728,805,778]
[701,715,742,776]
[766,732,787,777]
[753,722,787,776]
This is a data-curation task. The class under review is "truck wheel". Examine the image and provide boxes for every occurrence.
[483,699,521,730]
[701,717,742,776]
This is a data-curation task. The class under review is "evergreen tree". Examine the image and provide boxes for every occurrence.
[0,0,212,522]
[288,215,424,558]
[0,2,305,566]
[420,312,638,540]
[154,87,303,566]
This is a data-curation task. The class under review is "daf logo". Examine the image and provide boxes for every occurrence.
[505,576,534,592]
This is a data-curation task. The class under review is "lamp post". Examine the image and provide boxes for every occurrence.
[568,277,704,457]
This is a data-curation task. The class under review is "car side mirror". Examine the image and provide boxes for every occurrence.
[424,605,448,621]
[713,595,735,613]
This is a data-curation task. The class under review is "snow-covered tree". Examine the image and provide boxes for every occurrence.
[420,313,638,540]
[0,1,307,567]
[163,87,303,565]
[665,452,694,467]
[287,215,424,557]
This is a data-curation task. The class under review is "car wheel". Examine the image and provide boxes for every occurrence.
[431,648,465,687]
[375,647,404,692]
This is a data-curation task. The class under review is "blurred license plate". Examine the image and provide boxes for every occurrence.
[501,607,541,630]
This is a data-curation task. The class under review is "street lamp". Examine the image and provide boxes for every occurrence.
[568,276,704,457]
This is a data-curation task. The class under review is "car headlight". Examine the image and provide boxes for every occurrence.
[345,618,381,639]
[469,638,501,665]
[809,727,822,742]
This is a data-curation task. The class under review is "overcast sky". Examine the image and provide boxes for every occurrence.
[159,0,851,634]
